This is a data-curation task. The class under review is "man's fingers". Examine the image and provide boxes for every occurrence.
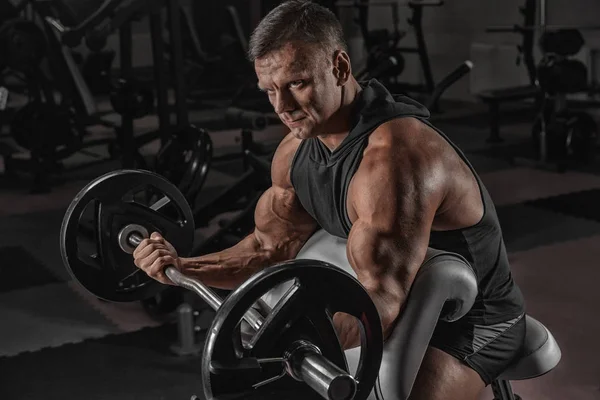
[136,248,167,271]
[132,238,150,258]
[133,234,166,257]
[149,255,178,284]
[131,234,178,286]
[134,242,168,260]
[151,232,163,240]
[132,238,163,257]
[149,255,177,275]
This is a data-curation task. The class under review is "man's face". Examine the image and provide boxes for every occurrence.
[255,42,341,139]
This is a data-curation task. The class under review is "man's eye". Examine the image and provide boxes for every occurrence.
[290,80,304,88]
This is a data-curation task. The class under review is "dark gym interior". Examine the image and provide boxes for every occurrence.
[1,0,599,399]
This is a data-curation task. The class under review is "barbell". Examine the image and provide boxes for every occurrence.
[60,169,383,400]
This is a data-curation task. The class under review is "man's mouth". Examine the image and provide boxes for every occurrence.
[287,117,305,126]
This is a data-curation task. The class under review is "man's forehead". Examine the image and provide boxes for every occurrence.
[256,42,323,73]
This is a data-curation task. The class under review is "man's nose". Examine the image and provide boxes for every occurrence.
[273,91,296,115]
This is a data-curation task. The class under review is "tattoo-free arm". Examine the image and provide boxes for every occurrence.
[180,134,318,289]
[334,126,444,349]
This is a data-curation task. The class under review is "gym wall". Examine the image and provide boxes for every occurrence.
[346,0,600,102]
[88,0,257,75]
[97,0,600,103]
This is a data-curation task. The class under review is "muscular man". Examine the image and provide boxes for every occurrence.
[133,1,525,398]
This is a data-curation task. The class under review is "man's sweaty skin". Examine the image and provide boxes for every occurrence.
[133,133,318,288]
[133,41,483,352]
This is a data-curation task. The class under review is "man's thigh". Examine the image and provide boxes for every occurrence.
[343,315,525,399]
[430,314,526,386]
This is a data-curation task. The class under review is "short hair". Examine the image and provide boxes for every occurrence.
[247,0,348,63]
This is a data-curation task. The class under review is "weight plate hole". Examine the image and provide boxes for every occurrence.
[76,198,101,265]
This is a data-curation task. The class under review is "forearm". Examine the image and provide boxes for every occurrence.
[334,290,404,350]
[179,233,285,290]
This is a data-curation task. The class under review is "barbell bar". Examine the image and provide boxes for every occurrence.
[122,224,358,400]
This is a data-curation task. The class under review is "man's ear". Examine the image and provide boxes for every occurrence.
[333,50,351,85]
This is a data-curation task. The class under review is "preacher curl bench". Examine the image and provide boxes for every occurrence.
[259,229,562,400]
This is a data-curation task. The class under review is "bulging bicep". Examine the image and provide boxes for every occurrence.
[253,184,318,260]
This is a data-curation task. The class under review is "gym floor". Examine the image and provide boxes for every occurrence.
[1,102,600,400]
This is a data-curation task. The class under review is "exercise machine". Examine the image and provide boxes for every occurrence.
[479,0,542,144]
[484,0,600,171]
[336,0,444,102]
[0,0,120,192]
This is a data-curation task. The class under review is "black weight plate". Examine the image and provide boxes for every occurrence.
[155,125,213,203]
[202,260,383,400]
[539,29,585,56]
[60,169,195,302]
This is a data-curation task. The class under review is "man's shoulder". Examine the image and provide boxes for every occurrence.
[355,116,446,189]
[271,132,303,189]
[369,116,428,147]
[362,117,430,165]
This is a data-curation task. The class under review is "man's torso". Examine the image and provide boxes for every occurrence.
[280,80,524,324]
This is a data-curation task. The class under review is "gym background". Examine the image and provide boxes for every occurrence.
[0,0,599,399]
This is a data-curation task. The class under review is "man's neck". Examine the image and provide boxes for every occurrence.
[318,79,362,152]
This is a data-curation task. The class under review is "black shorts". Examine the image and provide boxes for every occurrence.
[429,313,526,385]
